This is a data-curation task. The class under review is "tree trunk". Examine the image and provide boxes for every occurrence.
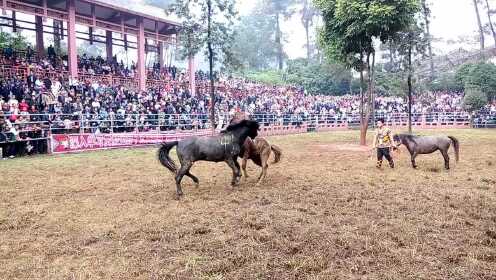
[305,21,311,60]
[359,68,365,129]
[371,51,376,129]
[388,43,395,71]
[359,54,365,141]
[473,0,485,57]
[485,0,496,46]
[407,44,413,134]
[275,13,283,70]
[422,0,435,80]
[360,52,375,146]
[207,0,216,131]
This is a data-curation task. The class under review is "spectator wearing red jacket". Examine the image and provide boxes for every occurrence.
[19,99,29,112]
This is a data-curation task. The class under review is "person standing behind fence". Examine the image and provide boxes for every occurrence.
[372,118,394,169]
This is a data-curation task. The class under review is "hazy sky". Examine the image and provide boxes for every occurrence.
[8,0,487,61]
[237,0,488,58]
[129,0,491,58]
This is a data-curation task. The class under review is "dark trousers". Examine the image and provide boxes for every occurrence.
[377,147,394,167]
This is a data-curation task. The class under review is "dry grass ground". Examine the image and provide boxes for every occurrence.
[1,129,496,280]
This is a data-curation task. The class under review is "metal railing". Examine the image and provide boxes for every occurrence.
[1,111,492,138]
[1,111,494,157]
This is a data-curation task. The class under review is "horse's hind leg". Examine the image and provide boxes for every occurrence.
[440,149,450,170]
[186,170,200,187]
[256,151,270,185]
[175,161,192,196]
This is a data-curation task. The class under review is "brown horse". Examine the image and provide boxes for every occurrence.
[229,112,282,184]
[241,137,282,185]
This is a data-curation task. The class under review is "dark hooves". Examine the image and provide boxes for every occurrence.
[174,192,183,200]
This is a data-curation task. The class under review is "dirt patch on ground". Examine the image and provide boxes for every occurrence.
[312,143,371,152]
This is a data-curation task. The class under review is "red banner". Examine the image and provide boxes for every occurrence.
[51,131,213,154]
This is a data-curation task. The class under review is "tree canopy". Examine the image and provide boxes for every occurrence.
[232,5,279,70]
[455,62,496,101]
[315,0,421,144]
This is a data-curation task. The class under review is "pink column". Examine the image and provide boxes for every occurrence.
[106,30,113,61]
[67,0,78,79]
[35,16,44,58]
[188,55,196,95]
[137,17,146,91]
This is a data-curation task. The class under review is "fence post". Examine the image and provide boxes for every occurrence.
[47,115,53,154]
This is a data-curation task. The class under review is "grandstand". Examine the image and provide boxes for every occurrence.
[0,2,496,158]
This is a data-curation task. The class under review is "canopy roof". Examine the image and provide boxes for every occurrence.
[3,0,180,42]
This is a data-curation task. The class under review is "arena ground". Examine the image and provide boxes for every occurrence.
[1,129,496,280]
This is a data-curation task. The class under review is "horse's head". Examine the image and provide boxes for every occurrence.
[225,119,260,139]
[392,134,403,148]
[244,119,260,139]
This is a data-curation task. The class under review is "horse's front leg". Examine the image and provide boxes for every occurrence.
[241,153,249,179]
[411,152,418,169]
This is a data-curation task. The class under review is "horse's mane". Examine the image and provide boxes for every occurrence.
[399,134,416,140]
[223,119,259,133]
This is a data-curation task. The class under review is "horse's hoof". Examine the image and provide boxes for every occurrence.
[195,183,200,188]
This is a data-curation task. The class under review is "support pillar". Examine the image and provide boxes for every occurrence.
[12,11,16,32]
[35,16,44,58]
[67,0,78,79]
[89,27,94,45]
[188,55,196,95]
[158,42,164,68]
[53,20,62,51]
[137,17,146,91]
[106,30,113,61]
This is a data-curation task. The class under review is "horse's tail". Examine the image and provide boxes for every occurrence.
[270,144,282,164]
[448,136,460,162]
[158,141,179,173]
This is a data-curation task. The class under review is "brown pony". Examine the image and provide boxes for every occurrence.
[241,137,282,185]
[229,112,282,184]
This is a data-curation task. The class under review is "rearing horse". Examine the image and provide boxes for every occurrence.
[393,134,460,170]
[158,120,260,197]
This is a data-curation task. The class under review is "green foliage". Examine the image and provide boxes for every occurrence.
[315,0,421,70]
[285,58,354,95]
[463,85,488,112]
[428,72,461,92]
[263,0,298,69]
[239,58,357,95]
[167,0,237,66]
[455,62,496,100]
[374,70,405,96]
[243,70,287,86]
[231,5,279,70]
[0,32,30,50]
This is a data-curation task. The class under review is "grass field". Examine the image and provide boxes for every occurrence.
[1,129,496,280]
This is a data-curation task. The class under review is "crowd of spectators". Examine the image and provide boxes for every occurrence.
[1,49,495,158]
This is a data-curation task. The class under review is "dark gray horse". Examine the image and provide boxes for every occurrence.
[393,134,460,170]
[158,120,260,197]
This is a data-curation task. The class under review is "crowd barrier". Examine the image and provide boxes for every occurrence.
[1,112,495,155]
